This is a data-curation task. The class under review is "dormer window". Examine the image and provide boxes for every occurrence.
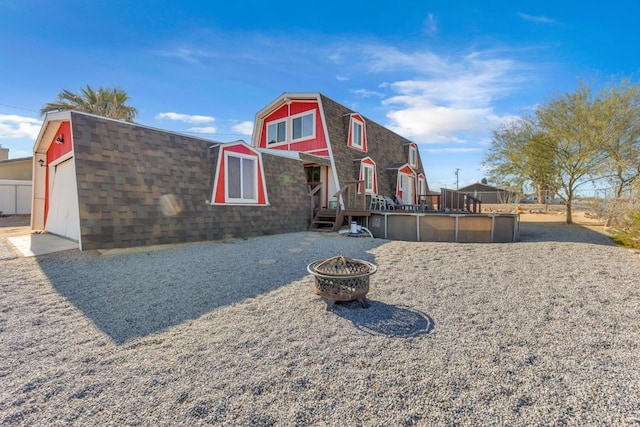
[226,153,257,202]
[265,110,316,145]
[291,111,315,141]
[409,144,418,167]
[212,142,269,205]
[347,114,367,151]
[266,119,286,145]
[353,121,363,147]
[358,157,377,194]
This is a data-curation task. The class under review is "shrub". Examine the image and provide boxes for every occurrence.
[611,208,640,249]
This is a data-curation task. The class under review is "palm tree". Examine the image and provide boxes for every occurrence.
[40,85,138,122]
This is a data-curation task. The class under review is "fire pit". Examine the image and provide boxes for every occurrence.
[307,254,377,310]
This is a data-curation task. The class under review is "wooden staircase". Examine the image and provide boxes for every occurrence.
[309,209,344,232]
[308,180,370,232]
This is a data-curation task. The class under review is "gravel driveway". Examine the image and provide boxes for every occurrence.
[1,221,639,425]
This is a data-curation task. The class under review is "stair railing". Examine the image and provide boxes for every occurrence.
[308,182,322,224]
[334,180,366,212]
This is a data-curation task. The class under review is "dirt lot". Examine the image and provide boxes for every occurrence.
[519,209,605,226]
[482,203,606,226]
[1,210,638,425]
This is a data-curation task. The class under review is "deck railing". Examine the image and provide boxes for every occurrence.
[440,189,482,213]
[335,180,367,213]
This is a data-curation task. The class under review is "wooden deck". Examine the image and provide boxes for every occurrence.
[309,184,483,233]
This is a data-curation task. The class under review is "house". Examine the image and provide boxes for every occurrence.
[457,182,518,204]
[0,146,32,215]
[31,93,431,250]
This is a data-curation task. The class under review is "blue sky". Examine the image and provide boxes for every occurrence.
[1,1,639,190]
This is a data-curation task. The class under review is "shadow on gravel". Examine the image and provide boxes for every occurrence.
[35,233,386,344]
[333,300,435,338]
[519,221,616,246]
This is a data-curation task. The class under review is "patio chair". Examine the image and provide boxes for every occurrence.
[369,195,387,211]
[384,196,398,210]
[390,195,418,212]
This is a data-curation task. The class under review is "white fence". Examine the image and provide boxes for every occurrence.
[0,180,32,215]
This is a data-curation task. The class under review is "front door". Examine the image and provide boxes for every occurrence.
[305,166,322,208]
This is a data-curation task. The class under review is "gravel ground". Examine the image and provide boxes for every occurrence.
[1,222,640,426]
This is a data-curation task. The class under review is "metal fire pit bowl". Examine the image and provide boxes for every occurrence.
[307,254,377,310]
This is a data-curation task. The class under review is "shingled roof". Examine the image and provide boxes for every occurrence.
[318,94,427,196]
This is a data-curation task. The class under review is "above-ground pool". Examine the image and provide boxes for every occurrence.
[366,212,519,243]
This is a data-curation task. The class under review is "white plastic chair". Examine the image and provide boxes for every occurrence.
[369,195,384,211]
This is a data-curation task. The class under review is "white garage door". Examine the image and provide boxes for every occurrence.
[46,158,80,241]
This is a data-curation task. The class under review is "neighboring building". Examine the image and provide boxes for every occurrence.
[31,93,431,250]
[457,182,518,204]
[0,147,33,215]
[0,156,32,180]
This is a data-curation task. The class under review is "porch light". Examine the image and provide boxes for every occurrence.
[38,159,47,167]
[55,134,64,144]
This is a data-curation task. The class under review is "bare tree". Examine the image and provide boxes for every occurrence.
[485,79,640,224]
[597,80,640,198]
[484,118,557,204]
[535,84,610,223]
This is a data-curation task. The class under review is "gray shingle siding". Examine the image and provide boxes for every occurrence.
[319,94,427,198]
[71,112,309,250]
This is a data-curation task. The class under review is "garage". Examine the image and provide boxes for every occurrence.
[46,157,80,241]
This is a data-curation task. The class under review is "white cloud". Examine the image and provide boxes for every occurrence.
[328,51,343,64]
[478,137,494,147]
[232,121,254,136]
[384,97,491,142]
[518,13,557,24]
[336,75,349,81]
[156,112,215,124]
[187,126,217,134]
[350,89,384,98]
[423,13,438,35]
[366,48,526,144]
[387,55,521,108]
[156,47,217,64]
[0,114,42,140]
[424,147,483,154]
[361,45,452,74]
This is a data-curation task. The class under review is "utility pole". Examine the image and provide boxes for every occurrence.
[455,168,460,190]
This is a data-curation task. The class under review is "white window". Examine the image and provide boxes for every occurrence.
[418,177,426,197]
[359,158,376,194]
[292,111,314,141]
[363,163,374,193]
[409,145,417,166]
[225,152,257,202]
[266,119,286,145]
[352,121,363,147]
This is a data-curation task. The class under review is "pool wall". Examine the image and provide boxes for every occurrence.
[366,213,519,243]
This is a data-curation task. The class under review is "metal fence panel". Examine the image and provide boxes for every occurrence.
[0,182,32,215]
